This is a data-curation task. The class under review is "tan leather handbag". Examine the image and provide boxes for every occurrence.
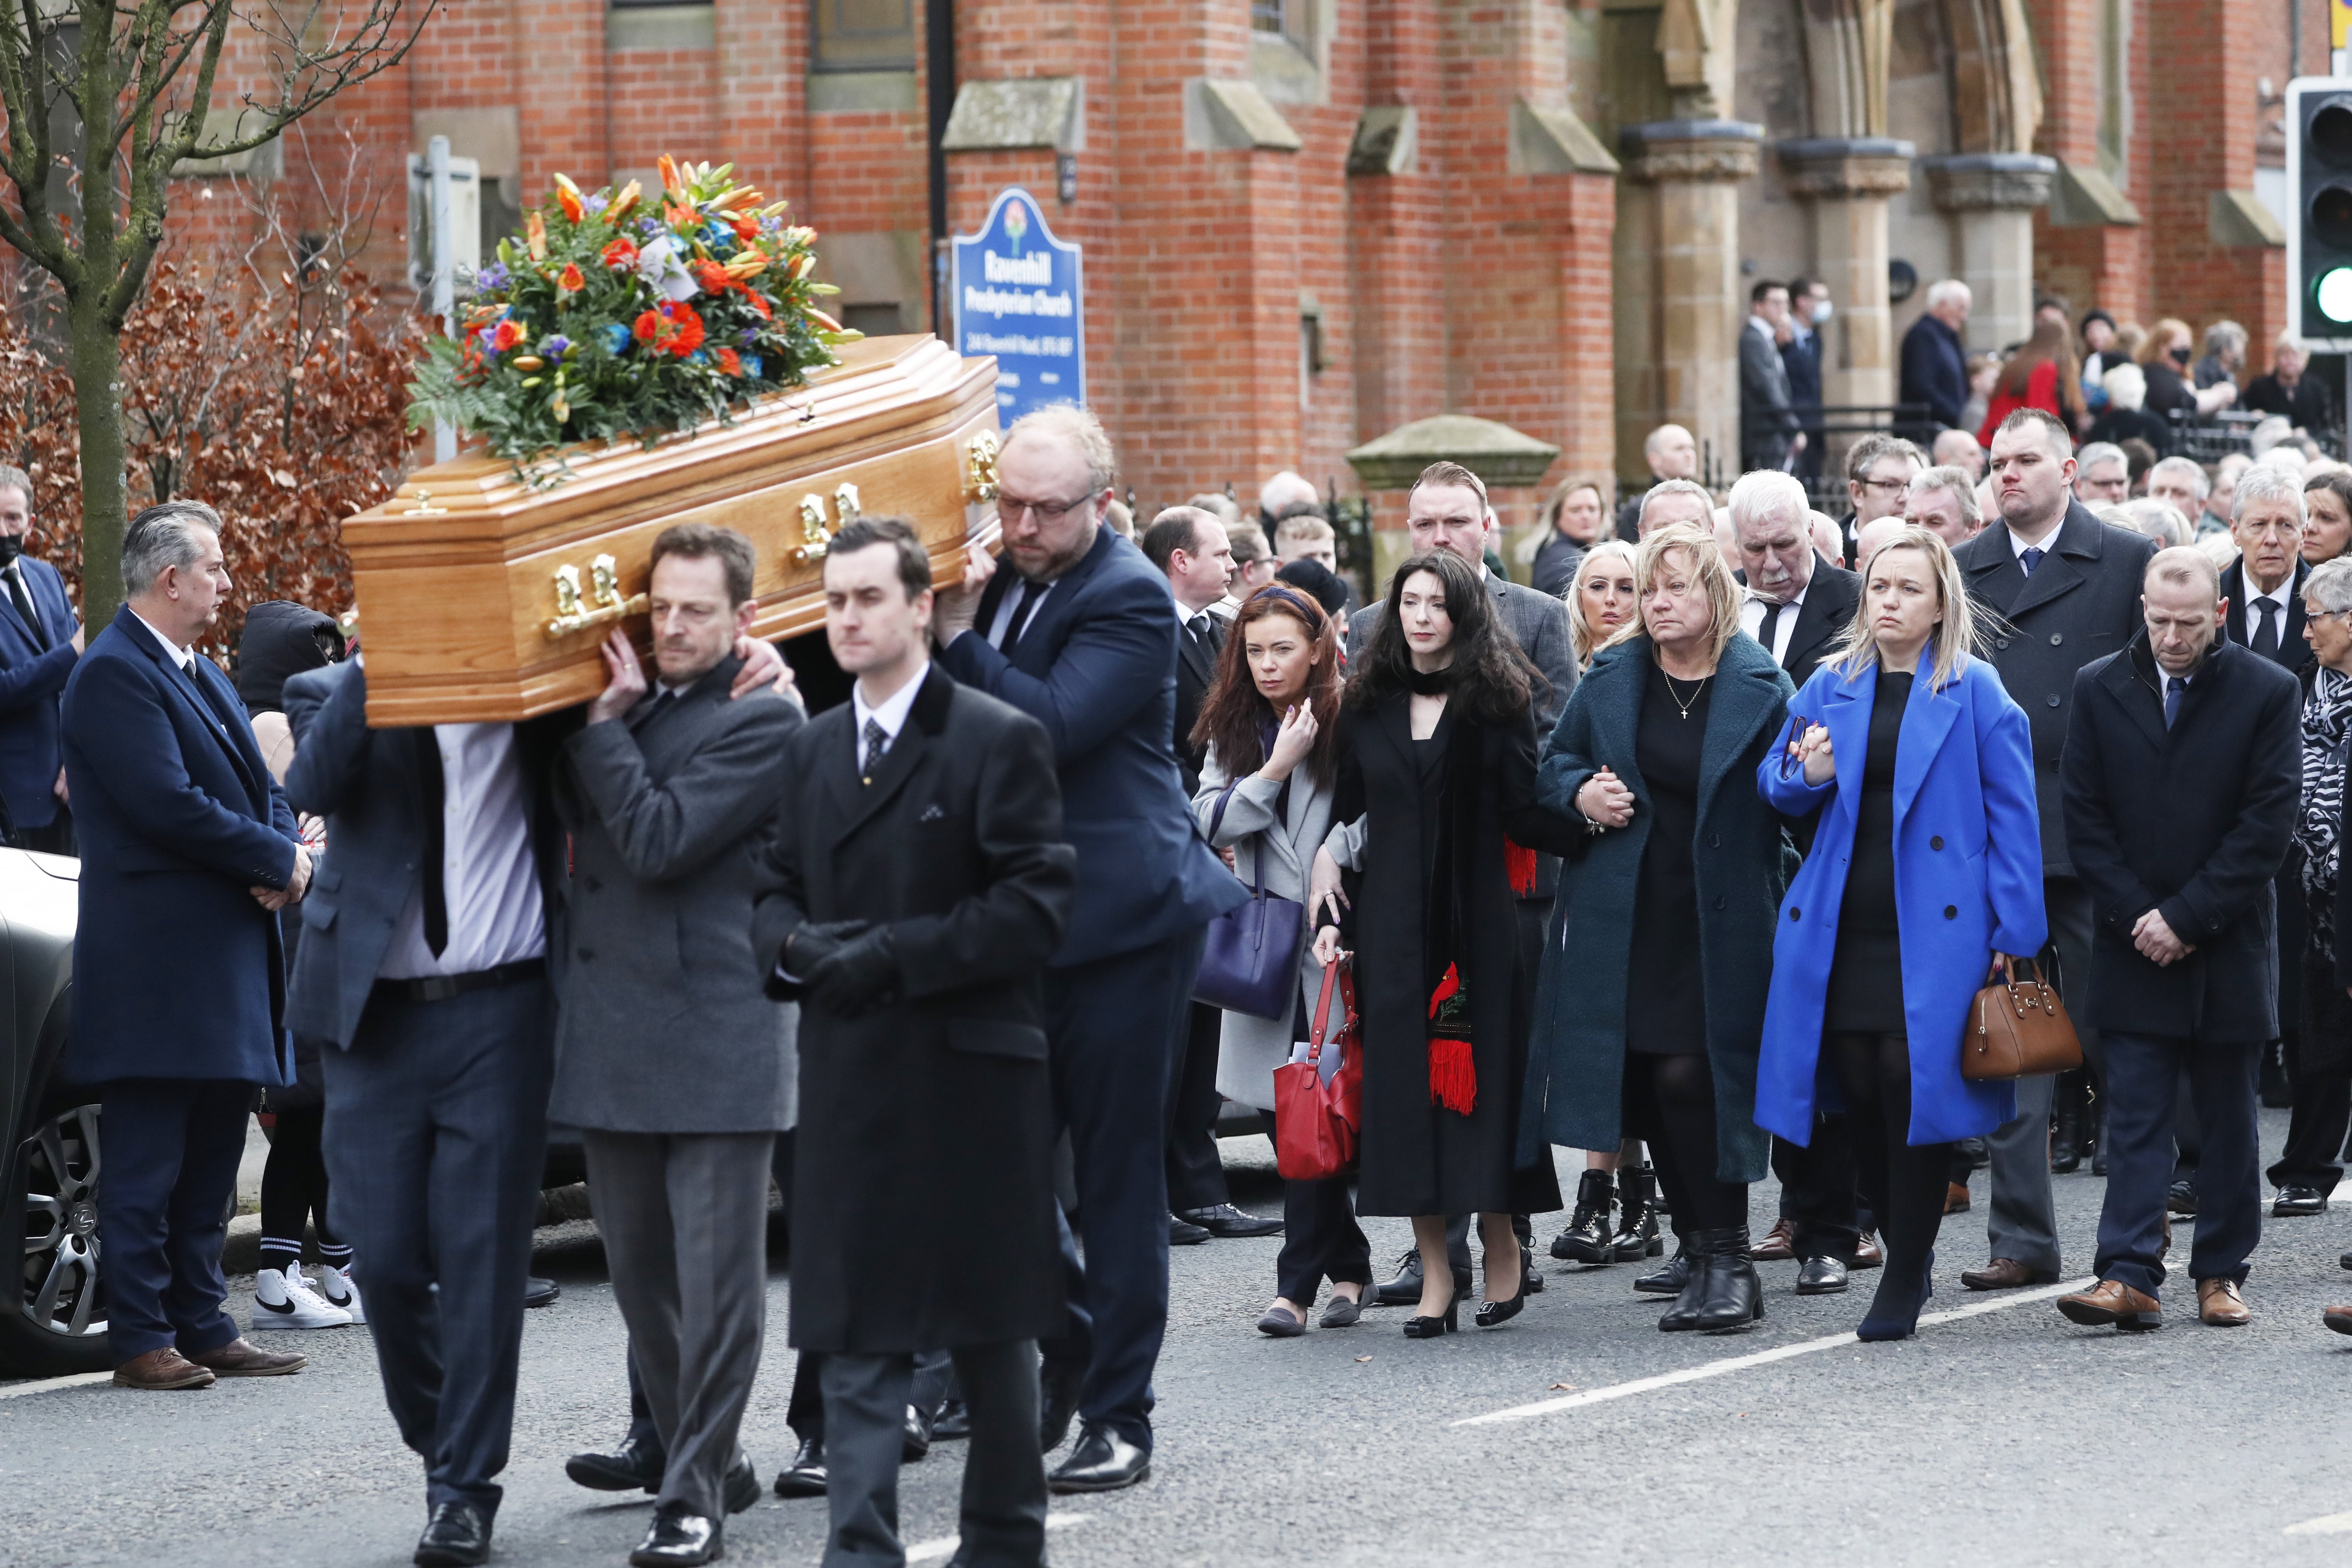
[1961,957,2084,1081]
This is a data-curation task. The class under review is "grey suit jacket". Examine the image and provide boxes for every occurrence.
[1347,569,1577,897]
[1740,320,1798,466]
[548,657,805,1133]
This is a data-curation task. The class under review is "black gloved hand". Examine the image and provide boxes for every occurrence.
[784,919,870,979]
[806,925,900,1016]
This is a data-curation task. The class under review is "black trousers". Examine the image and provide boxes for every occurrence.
[1164,1002,1229,1212]
[1769,1118,1861,1260]
[2271,957,2352,1196]
[322,973,553,1513]
[787,1345,955,1442]
[819,1341,1045,1568]
[1255,1111,1369,1304]
[97,1077,252,1362]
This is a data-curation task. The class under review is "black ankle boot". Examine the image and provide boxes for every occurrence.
[1613,1164,1665,1260]
[1552,1170,1616,1264]
[1657,1245,1707,1331]
[1638,1228,1692,1297]
[1690,1227,1764,1333]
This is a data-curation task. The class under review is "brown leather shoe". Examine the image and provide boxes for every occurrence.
[1851,1231,1883,1270]
[2324,1305,2352,1335]
[1961,1257,2059,1291]
[2056,1278,2162,1330]
[187,1338,306,1377]
[2196,1277,2250,1326]
[1753,1216,1797,1262]
[1944,1182,1972,1213]
[113,1348,217,1390]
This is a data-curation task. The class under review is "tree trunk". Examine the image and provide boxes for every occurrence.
[68,291,126,631]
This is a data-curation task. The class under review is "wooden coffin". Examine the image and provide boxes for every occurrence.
[343,334,1002,726]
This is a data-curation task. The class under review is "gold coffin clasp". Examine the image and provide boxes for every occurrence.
[544,551,650,640]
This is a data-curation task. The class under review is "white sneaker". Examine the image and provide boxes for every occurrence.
[314,1262,364,1325]
[252,1263,352,1330]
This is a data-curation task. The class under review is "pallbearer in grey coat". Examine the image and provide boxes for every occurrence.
[551,524,803,1568]
[753,518,1075,1568]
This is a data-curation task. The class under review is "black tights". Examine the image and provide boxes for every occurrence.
[1623,1053,1747,1233]
[1827,1032,1950,1281]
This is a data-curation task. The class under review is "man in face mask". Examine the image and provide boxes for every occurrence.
[1782,279,1832,484]
[0,464,85,854]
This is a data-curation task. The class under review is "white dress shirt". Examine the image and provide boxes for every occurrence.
[2008,519,2062,566]
[852,661,928,771]
[2240,579,2291,649]
[380,722,546,980]
[130,608,195,671]
[984,577,1056,648]
[1738,582,1808,668]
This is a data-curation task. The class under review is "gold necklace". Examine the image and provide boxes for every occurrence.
[1661,668,1710,719]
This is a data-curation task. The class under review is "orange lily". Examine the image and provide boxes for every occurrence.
[525,211,548,261]
[658,154,683,196]
[553,173,585,224]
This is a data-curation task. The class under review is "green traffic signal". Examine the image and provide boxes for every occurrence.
[2321,266,2352,325]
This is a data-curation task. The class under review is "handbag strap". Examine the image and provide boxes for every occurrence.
[1308,957,1343,1064]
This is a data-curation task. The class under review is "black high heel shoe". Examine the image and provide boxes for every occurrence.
[1476,1274,1531,1328]
[1402,1298,1459,1338]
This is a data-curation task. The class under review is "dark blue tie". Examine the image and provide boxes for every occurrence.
[2163,674,2185,729]
[2018,546,2045,576]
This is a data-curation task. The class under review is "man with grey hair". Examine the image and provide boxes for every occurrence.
[1636,477,1716,537]
[2205,452,2251,537]
[62,499,312,1392]
[0,464,83,854]
[1900,279,1972,434]
[1257,470,1320,530]
[2121,499,2190,549]
[1931,427,1985,482]
[1903,464,1981,547]
[1617,423,1700,536]
[2146,456,2210,534]
[2074,442,2130,505]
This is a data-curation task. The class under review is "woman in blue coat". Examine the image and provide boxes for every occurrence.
[1755,525,2046,1342]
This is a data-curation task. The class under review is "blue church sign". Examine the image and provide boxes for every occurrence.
[951,187,1084,424]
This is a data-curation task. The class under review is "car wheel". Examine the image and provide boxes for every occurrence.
[1,1101,111,1375]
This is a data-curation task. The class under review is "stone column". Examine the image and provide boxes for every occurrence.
[1345,415,1561,593]
[1922,153,2057,358]
[1776,138,1914,410]
[1618,120,1762,489]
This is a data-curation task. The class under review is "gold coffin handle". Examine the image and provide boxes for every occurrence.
[545,553,650,640]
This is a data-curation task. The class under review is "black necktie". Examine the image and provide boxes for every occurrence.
[7,567,42,649]
[862,716,890,779]
[1757,600,1784,664]
[2252,598,2280,659]
[414,729,448,958]
[998,578,1046,659]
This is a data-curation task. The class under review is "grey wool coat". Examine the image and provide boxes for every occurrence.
[1522,633,1796,1184]
[548,655,805,1134]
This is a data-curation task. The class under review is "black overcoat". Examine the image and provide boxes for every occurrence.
[2061,634,2302,1042]
[1955,502,2159,878]
[750,666,1076,1353]
[1329,693,1577,1218]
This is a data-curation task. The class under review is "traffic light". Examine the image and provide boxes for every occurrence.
[2291,79,2352,342]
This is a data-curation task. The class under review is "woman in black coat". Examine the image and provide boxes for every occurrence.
[1308,550,1575,1337]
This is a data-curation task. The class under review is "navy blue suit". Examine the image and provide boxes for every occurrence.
[284,659,571,1514]
[940,524,1243,1451]
[1899,312,1969,433]
[0,555,78,836]
[1782,327,1825,482]
[62,604,301,1363]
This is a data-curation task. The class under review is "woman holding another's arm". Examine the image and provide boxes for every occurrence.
[1755,526,2045,1341]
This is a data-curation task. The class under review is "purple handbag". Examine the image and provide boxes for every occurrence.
[1191,781,1307,1020]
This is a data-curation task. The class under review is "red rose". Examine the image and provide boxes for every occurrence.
[490,318,525,352]
[602,237,640,269]
[557,263,585,293]
[658,301,705,357]
[716,347,743,376]
[633,309,662,344]
[691,259,732,295]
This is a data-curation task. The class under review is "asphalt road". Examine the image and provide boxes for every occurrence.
[9,1115,2352,1568]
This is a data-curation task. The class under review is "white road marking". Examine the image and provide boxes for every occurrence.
[1455,1277,2094,1427]
[0,1371,112,1401]
[2286,1510,2352,1536]
[906,1510,1089,1562]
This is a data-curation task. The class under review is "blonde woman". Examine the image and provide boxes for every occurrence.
[1528,522,1796,1333]
[1754,525,2045,1341]
[1567,539,1639,670]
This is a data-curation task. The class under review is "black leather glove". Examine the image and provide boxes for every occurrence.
[806,925,900,1016]
[784,919,870,979]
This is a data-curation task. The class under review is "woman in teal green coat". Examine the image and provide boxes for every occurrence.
[1524,523,1797,1334]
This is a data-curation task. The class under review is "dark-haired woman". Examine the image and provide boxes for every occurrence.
[1976,318,2086,445]
[1527,522,1795,1334]
[1191,584,1360,1337]
[1307,551,1574,1337]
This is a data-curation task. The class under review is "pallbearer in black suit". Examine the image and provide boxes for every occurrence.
[753,517,1076,1568]
[1726,469,1870,1295]
[1141,506,1279,1245]
[0,465,83,854]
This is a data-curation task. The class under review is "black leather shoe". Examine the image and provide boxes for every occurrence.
[1371,1249,1472,1307]
[2275,1186,2329,1217]
[566,1433,667,1492]
[1795,1255,1849,1295]
[1180,1202,1283,1238]
[1047,1423,1150,1493]
[902,1402,932,1461]
[1167,1213,1211,1245]
[524,1276,560,1309]
[723,1456,759,1514]
[931,1394,971,1439]
[630,1504,722,1568]
[1553,1169,1616,1263]
[1691,1228,1764,1333]
[1634,1238,1690,1295]
[1038,1365,1082,1452]
[773,1435,827,1498]
[2167,1180,2199,1216]
[413,1502,493,1567]
[1657,1261,1706,1331]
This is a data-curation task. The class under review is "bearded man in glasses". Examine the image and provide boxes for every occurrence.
[933,403,1246,1495]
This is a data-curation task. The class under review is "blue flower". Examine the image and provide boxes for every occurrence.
[737,327,758,346]
[585,192,609,214]
[689,349,709,365]
[603,323,632,355]
[542,334,573,359]
[475,261,509,291]
[740,355,763,380]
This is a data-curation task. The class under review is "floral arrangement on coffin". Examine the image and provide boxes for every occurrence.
[406,156,859,476]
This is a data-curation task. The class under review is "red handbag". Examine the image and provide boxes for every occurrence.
[1273,958,1364,1181]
